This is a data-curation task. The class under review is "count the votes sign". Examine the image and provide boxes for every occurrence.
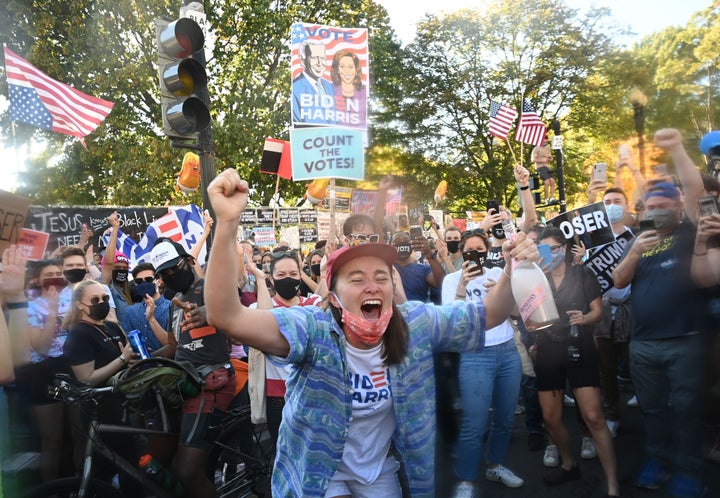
[546,202,615,249]
[290,127,364,181]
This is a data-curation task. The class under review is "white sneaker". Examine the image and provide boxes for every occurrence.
[543,444,560,467]
[607,419,619,438]
[486,465,524,488]
[581,436,597,459]
[627,395,639,407]
[451,481,477,498]
[563,394,576,407]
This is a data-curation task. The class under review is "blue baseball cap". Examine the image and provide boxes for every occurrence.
[645,182,680,202]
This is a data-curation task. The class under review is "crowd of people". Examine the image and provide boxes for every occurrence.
[0,127,718,498]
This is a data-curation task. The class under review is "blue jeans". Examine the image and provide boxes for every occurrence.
[455,338,522,480]
[630,335,707,477]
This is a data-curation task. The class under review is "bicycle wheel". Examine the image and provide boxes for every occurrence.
[22,476,124,498]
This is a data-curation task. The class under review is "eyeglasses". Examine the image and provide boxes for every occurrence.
[85,295,110,305]
[137,276,155,283]
[348,233,380,244]
[271,250,298,260]
[462,228,485,238]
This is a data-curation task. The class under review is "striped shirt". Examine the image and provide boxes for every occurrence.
[267,299,486,497]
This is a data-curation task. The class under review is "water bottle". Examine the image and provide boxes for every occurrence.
[502,220,559,331]
[128,329,150,359]
[138,454,184,495]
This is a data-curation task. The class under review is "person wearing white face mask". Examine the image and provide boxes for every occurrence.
[203,168,539,498]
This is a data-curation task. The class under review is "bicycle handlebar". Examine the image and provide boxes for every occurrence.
[48,376,116,403]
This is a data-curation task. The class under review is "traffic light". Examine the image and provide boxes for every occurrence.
[155,17,210,139]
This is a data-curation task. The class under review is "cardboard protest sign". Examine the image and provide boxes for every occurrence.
[546,202,615,249]
[0,190,32,254]
[290,23,369,130]
[290,127,364,181]
[584,230,635,294]
[17,228,49,260]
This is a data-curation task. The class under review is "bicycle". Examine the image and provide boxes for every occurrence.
[22,360,273,498]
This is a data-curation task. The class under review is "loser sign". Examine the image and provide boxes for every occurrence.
[546,202,614,249]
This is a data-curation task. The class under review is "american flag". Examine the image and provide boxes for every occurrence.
[514,99,547,147]
[488,100,518,140]
[102,204,206,267]
[3,47,114,140]
[289,23,368,86]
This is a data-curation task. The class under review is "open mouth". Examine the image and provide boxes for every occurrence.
[360,299,382,320]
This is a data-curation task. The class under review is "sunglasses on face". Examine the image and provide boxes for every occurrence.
[86,294,110,305]
[137,276,155,283]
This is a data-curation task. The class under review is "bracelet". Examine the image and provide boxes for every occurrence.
[519,185,530,191]
[6,301,29,309]
[455,292,466,299]
[503,267,511,279]
[118,355,128,366]
[693,250,708,256]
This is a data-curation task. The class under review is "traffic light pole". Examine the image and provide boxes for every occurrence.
[190,46,215,246]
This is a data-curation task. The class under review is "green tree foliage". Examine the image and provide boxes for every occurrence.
[0,0,402,207]
[386,0,620,214]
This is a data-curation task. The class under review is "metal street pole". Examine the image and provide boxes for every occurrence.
[551,121,567,214]
[181,1,215,252]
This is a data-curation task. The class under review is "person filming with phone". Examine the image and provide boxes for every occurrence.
[442,228,525,496]
[612,128,710,497]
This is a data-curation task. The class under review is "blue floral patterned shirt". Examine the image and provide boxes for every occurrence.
[267,299,486,497]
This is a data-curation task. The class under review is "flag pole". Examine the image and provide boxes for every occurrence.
[272,174,281,234]
[329,178,337,245]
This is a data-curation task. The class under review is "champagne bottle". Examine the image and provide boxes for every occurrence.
[502,220,559,331]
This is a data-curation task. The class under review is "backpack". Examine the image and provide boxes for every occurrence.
[115,357,204,431]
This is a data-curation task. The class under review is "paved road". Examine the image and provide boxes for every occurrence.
[435,385,720,497]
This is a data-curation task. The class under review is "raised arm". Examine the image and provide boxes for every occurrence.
[100,212,121,285]
[515,164,538,231]
[655,128,704,224]
[0,246,32,380]
[190,210,214,278]
[691,213,720,287]
[372,175,394,236]
[205,169,289,356]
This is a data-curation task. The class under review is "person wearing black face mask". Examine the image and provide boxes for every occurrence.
[483,166,539,270]
[150,238,237,498]
[440,226,465,272]
[100,212,133,323]
[251,250,323,445]
[62,279,142,495]
[299,248,323,297]
[390,231,445,303]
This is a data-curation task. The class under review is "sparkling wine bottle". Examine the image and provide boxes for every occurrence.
[502,220,559,331]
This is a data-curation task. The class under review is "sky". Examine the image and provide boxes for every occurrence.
[377,0,713,46]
